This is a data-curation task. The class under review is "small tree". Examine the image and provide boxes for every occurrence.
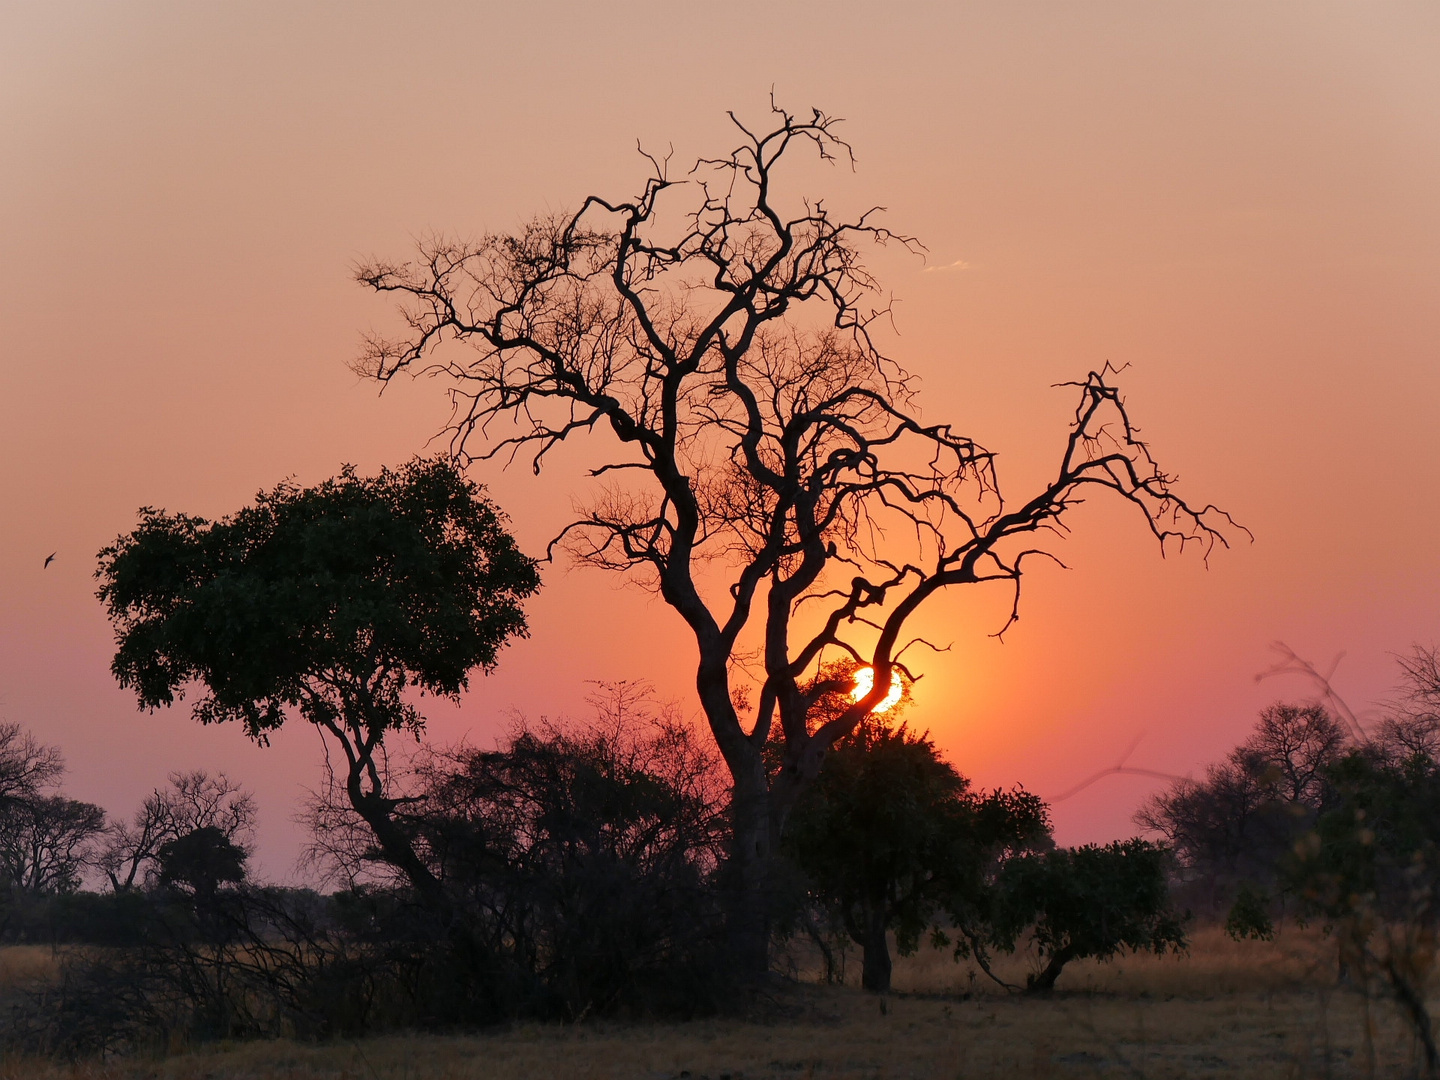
[97,457,539,906]
[157,826,249,904]
[102,770,256,892]
[782,710,1048,992]
[991,838,1187,992]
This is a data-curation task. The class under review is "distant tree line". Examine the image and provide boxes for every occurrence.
[0,716,256,948]
[0,686,1184,1054]
[1139,647,1440,1073]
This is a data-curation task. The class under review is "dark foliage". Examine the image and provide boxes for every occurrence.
[157,826,248,902]
[101,770,255,893]
[9,706,736,1054]
[1286,746,1440,1073]
[0,795,106,894]
[97,456,538,742]
[0,723,106,901]
[301,687,736,1024]
[1136,702,1349,914]
[990,838,1188,992]
[8,886,349,1056]
[97,457,539,907]
[781,713,1048,992]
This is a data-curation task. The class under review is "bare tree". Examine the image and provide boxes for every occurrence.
[0,723,65,808]
[0,723,106,894]
[101,771,257,893]
[1376,645,1440,760]
[357,102,1238,970]
[0,795,106,893]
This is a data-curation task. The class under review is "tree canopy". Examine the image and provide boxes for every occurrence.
[0,723,106,895]
[97,457,540,899]
[991,839,1187,993]
[783,713,1048,992]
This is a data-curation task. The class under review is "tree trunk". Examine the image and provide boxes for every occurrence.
[1027,945,1076,993]
[726,753,774,978]
[860,904,892,993]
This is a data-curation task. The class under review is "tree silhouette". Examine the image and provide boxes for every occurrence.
[102,770,256,893]
[992,839,1187,992]
[356,102,1238,970]
[0,723,64,810]
[783,714,1048,992]
[97,457,539,905]
[0,795,106,894]
[0,723,106,895]
[1137,703,1350,913]
[157,826,248,903]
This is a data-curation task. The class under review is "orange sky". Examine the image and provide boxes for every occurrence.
[3,3,1438,879]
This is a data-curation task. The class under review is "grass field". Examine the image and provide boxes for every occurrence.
[0,927,1427,1079]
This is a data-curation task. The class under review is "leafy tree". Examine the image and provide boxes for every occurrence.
[356,103,1236,969]
[97,457,539,906]
[781,711,1048,992]
[157,826,249,902]
[102,770,256,892]
[1137,703,1349,913]
[991,839,1187,992]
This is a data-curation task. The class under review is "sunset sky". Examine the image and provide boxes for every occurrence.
[3,3,1437,878]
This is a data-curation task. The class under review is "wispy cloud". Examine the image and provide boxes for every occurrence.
[922,258,972,273]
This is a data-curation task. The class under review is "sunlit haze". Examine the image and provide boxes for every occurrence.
[852,669,904,716]
[2,3,1437,880]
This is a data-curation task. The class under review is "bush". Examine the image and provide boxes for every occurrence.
[304,685,736,1024]
[991,838,1188,992]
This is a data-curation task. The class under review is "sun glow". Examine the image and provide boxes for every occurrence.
[850,666,903,713]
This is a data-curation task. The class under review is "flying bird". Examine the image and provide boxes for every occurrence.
[43,552,56,569]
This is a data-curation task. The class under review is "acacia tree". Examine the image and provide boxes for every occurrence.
[356,103,1237,970]
[0,795,107,893]
[102,770,257,893]
[97,458,539,907]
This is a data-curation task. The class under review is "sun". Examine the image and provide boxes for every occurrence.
[850,666,903,713]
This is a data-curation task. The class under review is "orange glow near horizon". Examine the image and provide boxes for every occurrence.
[851,667,904,714]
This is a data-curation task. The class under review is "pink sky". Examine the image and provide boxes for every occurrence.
[2,3,1437,879]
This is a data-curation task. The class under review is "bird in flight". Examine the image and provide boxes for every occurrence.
[43,552,56,569]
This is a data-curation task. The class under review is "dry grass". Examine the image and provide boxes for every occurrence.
[0,945,60,989]
[0,927,1430,1079]
[886,924,1336,998]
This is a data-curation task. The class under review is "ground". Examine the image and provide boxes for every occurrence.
[0,928,1426,1078]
